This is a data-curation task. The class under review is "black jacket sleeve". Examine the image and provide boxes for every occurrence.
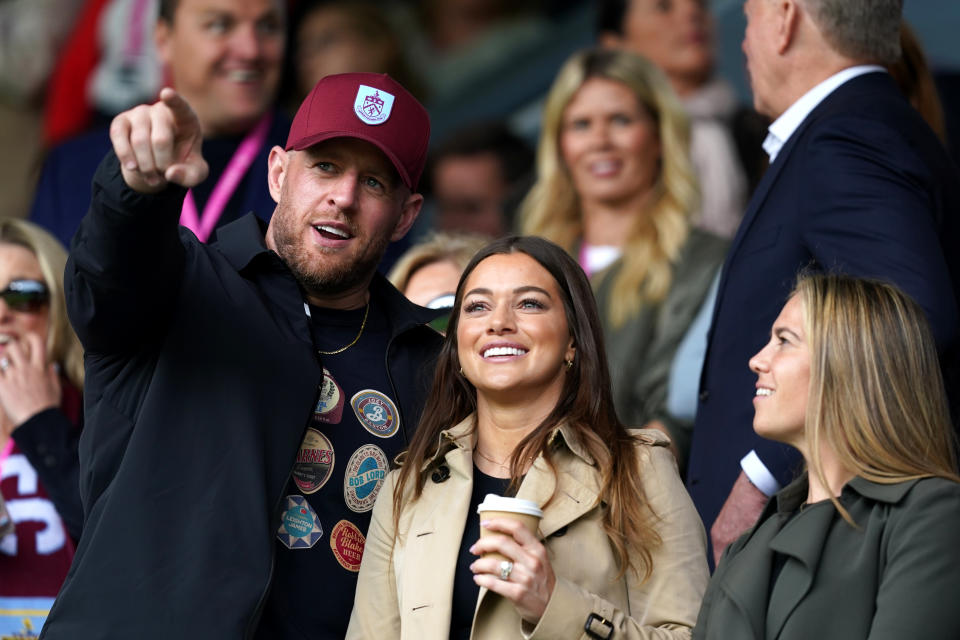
[65,151,189,354]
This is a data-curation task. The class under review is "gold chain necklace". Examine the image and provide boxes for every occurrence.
[317,301,369,355]
[474,446,511,470]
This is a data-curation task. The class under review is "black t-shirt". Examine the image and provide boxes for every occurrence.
[449,466,511,640]
[257,296,407,639]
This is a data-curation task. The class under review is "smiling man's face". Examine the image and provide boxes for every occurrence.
[156,0,285,136]
[265,138,422,305]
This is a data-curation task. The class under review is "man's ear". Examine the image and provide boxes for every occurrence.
[776,0,800,55]
[390,192,424,242]
[267,146,288,203]
[598,31,625,50]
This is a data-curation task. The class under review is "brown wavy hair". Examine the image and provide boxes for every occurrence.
[392,235,661,579]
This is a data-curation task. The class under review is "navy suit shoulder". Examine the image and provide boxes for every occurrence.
[29,128,113,248]
[687,72,960,540]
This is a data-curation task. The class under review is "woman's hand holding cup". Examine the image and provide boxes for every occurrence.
[469,495,553,624]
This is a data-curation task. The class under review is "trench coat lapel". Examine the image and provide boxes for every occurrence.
[765,501,835,639]
[472,424,602,634]
[401,423,475,640]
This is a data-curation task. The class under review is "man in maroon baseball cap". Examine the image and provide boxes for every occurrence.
[43,74,442,639]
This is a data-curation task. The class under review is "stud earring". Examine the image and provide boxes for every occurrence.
[564,359,574,369]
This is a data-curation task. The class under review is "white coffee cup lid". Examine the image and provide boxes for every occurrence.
[476,494,543,517]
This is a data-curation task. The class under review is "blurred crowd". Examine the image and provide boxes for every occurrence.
[1,0,960,637]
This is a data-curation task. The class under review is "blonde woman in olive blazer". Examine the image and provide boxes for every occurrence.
[347,237,709,639]
[347,418,708,639]
[694,274,960,640]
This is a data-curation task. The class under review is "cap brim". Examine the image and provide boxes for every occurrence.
[287,130,414,190]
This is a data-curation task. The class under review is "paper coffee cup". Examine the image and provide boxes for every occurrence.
[476,494,543,561]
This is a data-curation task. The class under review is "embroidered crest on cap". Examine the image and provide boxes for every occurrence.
[353,85,395,125]
[277,495,323,549]
[351,390,400,438]
[292,428,335,494]
[314,368,345,424]
[344,444,389,513]
[330,519,365,571]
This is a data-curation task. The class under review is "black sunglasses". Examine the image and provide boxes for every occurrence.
[1,280,50,312]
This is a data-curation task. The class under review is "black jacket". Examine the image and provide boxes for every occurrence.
[41,153,442,639]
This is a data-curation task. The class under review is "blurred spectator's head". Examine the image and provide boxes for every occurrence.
[0,218,83,389]
[597,0,714,98]
[388,232,490,331]
[428,122,533,237]
[288,1,424,106]
[418,0,529,51]
[156,0,286,136]
[888,21,946,143]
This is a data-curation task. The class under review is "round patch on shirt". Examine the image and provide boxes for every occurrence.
[350,390,399,438]
[277,495,323,549]
[292,428,335,494]
[330,519,366,572]
[343,444,389,513]
[314,368,345,424]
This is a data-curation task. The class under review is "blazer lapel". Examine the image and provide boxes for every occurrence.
[400,438,474,640]
[715,505,778,640]
[764,501,835,639]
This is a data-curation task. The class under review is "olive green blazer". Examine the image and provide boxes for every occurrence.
[693,474,960,640]
[347,416,709,639]
[592,229,728,468]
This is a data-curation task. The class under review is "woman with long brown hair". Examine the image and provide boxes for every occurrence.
[347,236,708,639]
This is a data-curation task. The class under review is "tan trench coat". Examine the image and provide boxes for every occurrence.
[346,416,709,639]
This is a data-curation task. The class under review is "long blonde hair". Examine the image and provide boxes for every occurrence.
[0,218,84,390]
[798,273,958,522]
[519,47,698,327]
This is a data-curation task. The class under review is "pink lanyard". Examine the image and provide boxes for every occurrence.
[0,437,13,475]
[179,112,272,242]
[578,243,591,278]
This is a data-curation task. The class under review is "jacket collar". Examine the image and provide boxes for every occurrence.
[211,213,442,338]
[774,473,922,511]
[718,473,922,639]
[427,414,600,537]
[427,415,597,468]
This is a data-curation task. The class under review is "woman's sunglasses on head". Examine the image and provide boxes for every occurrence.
[1,279,50,312]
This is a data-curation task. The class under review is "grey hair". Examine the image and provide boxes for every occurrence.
[801,0,902,64]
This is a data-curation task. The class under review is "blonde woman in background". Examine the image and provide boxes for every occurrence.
[0,218,84,634]
[389,232,492,309]
[520,47,727,468]
[694,273,960,639]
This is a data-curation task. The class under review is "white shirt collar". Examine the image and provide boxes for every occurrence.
[762,65,886,163]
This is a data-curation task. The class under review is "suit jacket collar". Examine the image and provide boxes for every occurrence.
[707,71,900,349]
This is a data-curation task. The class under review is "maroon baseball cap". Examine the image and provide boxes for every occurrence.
[285,72,430,190]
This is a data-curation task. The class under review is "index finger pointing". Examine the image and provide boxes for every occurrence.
[158,88,197,127]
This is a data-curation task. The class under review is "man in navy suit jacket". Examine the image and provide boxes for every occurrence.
[688,0,960,566]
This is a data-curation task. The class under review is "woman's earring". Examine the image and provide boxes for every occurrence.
[564,359,574,369]
[459,367,465,375]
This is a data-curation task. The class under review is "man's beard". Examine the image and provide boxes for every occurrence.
[271,210,391,297]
